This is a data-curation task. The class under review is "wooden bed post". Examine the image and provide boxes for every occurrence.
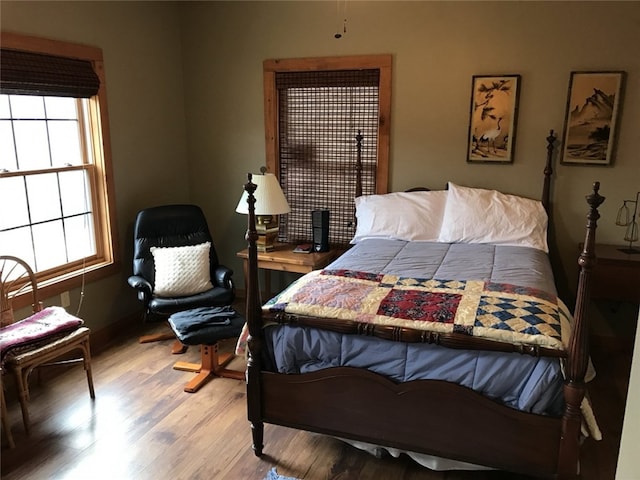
[355,130,363,199]
[542,130,555,213]
[242,173,265,457]
[558,182,604,477]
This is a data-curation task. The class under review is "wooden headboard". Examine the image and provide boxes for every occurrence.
[353,129,557,213]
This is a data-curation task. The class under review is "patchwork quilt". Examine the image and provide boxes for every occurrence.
[263,269,572,351]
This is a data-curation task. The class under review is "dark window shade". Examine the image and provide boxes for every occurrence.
[276,70,380,89]
[277,70,380,246]
[0,48,100,98]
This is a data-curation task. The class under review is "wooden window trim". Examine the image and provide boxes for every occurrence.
[1,31,120,308]
[263,54,391,194]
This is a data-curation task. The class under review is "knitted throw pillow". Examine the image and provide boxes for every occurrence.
[151,242,213,297]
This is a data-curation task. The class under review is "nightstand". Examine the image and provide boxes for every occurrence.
[583,243,640,304]
[237,243,340,299]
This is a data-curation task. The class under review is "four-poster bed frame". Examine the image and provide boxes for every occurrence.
[240,130,604,478]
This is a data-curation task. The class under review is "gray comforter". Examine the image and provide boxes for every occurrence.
[262,239,565,415]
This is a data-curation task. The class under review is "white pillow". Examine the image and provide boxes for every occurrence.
[151,242,213,297]
[351,190,448,244]
[438,182,549,252]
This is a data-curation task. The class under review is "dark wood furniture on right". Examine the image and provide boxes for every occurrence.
[588,243,640,304]
[241,131,602,479]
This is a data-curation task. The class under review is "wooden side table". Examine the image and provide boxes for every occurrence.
[582,243,640,304]
[236,243,340,299]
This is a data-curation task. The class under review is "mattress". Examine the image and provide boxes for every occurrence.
[261,238,565,416]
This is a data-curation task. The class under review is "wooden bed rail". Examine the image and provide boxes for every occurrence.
[265,311,567,358]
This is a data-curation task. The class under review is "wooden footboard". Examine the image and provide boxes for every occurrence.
[260,367,561,477]
[241,132,604,479]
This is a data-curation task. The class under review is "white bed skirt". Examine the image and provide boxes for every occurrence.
[334,437,495,471]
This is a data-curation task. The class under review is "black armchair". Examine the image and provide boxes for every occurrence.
[127,204,234,349]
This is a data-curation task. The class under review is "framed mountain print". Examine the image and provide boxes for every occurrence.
[561,71,626,166]
[467,74,520,163]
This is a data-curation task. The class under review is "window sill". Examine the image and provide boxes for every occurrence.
[9,260,120,311]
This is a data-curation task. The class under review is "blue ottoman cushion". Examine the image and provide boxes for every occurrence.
[168,306,244,346]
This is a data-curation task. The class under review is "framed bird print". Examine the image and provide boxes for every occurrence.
[467,74,521,163]
[560,71,626,166]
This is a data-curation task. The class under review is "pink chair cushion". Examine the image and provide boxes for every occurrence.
[0,306,84,368]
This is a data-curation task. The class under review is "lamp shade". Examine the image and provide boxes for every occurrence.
[236,173,290,215]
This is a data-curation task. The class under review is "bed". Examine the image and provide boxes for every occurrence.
[239,131,605,478]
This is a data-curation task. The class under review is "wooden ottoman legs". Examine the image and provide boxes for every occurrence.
[173,343,244,393]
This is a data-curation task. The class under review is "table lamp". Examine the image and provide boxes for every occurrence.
[236,171,290,252]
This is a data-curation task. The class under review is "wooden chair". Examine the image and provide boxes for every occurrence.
[0,255,95,435]
[1,374,14,448]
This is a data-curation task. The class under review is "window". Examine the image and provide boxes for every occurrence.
[264,55,391,246]
[0,32,118,306]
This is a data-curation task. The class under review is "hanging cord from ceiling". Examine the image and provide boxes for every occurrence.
[334,0,347,38]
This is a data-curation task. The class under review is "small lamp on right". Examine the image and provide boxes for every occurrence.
[615,191,639,254]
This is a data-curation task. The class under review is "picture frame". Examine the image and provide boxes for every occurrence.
[560,71,626,166]
[467,74,520,163]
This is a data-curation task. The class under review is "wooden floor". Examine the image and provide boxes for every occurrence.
[1,302,636,480]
